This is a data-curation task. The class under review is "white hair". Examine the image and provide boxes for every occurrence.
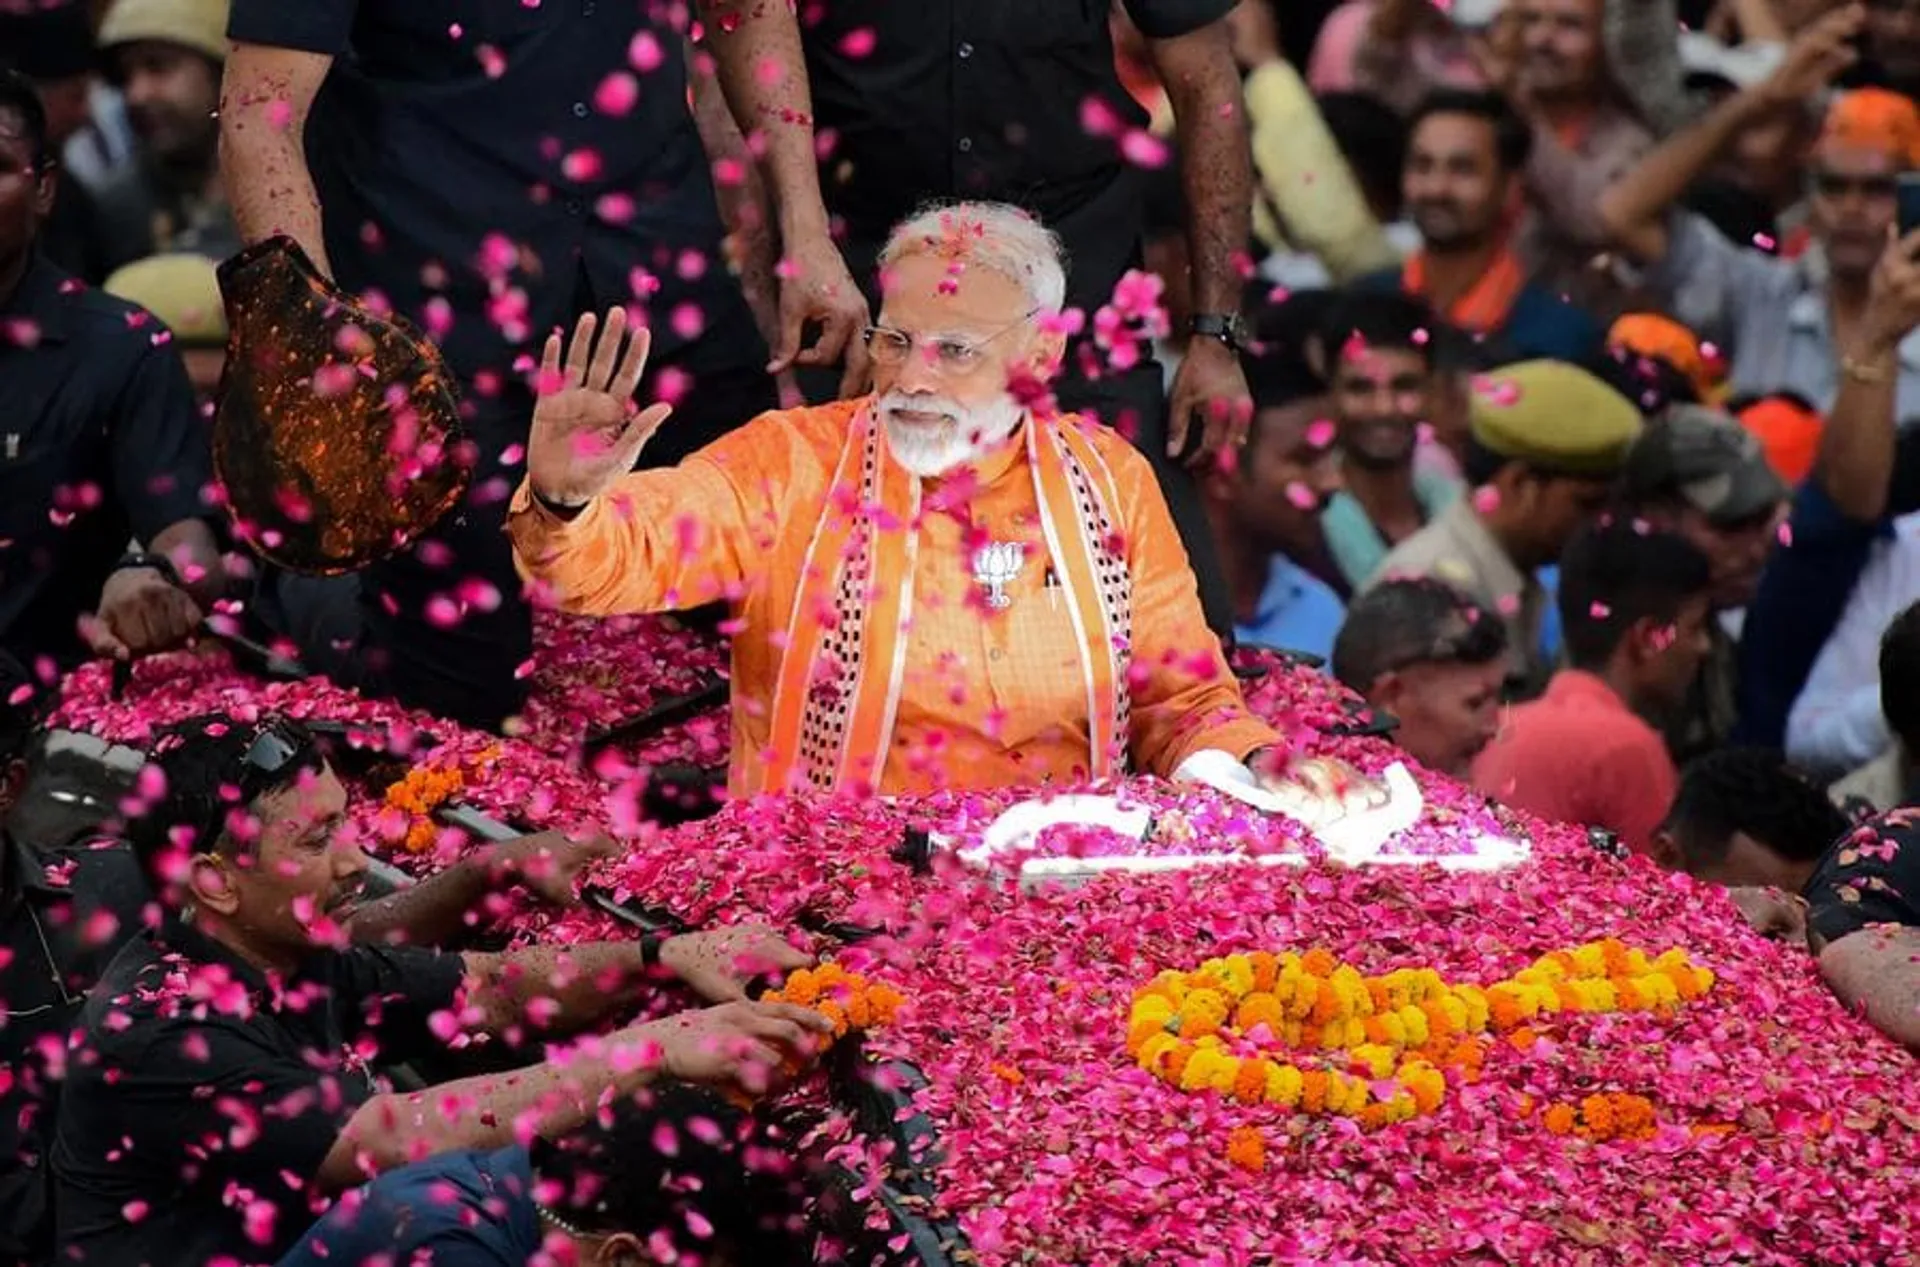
[879,201,1069,314]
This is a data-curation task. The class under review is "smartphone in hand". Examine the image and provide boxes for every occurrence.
[1897,173,1920,239]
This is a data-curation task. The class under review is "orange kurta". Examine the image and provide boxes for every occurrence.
[507,398,1276,796]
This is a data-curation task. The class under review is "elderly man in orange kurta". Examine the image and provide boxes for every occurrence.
[509,201,1289,799]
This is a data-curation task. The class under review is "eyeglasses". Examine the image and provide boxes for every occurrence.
[863,310,1038,376]
[1809,171,1897,201]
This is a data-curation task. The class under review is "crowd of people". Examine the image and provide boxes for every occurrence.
[3,0,1919,1262]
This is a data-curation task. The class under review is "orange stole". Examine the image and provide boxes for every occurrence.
[1402,247,1526,336]
[761,409,1132,795]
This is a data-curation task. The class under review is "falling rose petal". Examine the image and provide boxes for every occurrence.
[629,30,664,72]
[1120,129,1168,167]
[670,303,705,341]
[594,71,639,115]
[595,191,636,223]
[561,148,603,182]
[1472,485,1501,514]
[310,364,358,400]
[1080,96,1122,138]
[1284,481,1319,510]
[838,27,876,56]
[1305,419,1337,450]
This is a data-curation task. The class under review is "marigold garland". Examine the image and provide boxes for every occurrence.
[761,961,906,1039]
[1128,939,1712,1130]
[384,746,502,853]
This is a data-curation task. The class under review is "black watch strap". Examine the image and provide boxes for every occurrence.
[1189,312,1245,350]
[112,551,182,587]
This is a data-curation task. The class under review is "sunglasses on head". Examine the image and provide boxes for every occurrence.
[190,719,321,853]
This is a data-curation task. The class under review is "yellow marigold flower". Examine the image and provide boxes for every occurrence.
[1226,1124,1265,1173]
[1217,954,1256,998]
[1570,943,1608,977]
[1352,1043,1396,1080]
[1266,1063,1304,1108]
[1134,994,1175,1026]
[1404,1065,1446,1115]
[1178,988,1229,1039]
[1178,1047,1221,1093]
[1397,1005,1430,1048]
[1206,1054,1241,1095]
[1375,1011,1407,1048]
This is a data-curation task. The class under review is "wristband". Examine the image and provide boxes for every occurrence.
[112,551,182,587]
[531,486,589,520]
[640,932,668,967]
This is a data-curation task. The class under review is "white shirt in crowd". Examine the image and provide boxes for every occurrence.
[1786,513,1920,774]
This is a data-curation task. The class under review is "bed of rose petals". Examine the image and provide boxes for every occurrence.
[538,791,1918,1266]
[48,633,1919,1263]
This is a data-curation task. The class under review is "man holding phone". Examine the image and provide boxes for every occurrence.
[1598,6,1920,417]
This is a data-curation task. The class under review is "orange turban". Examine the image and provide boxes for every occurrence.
[1607,313,1726,404]
[1737,396,1824,486]
[1819,88,1920,166]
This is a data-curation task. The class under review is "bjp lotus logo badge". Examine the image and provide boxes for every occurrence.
[972,541,1025,609]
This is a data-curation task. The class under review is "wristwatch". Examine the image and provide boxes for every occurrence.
[111,551,183,587]
[1189,312,1248,352]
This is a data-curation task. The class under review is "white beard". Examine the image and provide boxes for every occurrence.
[877,390,1025,478]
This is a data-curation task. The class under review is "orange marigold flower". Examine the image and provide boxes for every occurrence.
[1308,982,1339,1025]
[1543,1104,1578,1135]
[1301,948,1337,978]
[1233,1059,1270,1105]
[781,968,820,1007]
[1226,1125,1265,1173]
[1233,992,1283,1033]
[1507,1026,1537,1052]
[1249,951,1279,993]
[1300,1069,1329,1114]
[1127,1016,1164,1056]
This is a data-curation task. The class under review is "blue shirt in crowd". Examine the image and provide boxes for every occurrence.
[274,1146,540,1267]
[1235,554,1346,665]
